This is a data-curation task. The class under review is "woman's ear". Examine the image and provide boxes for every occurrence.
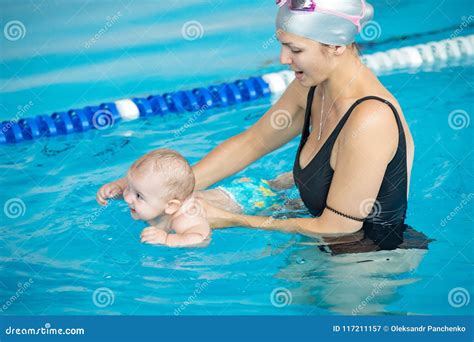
[164,199,182,215]
[321,44,346,57]
[333,45,347,56]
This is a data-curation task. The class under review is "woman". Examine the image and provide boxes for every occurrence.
[194,0,417,251]
[102,0,421,252]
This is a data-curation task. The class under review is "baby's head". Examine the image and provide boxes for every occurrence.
[123,149,195,221]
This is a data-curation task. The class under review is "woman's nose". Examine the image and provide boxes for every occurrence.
[280,47,292,65]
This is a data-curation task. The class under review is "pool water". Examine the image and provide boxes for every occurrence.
[0,1,473,315]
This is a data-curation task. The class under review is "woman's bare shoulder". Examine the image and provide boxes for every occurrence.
[284,79,313,110]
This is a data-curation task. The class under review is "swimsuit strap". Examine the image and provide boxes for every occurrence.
[301,86,317,140]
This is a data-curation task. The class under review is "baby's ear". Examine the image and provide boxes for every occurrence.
[164,199,181,215]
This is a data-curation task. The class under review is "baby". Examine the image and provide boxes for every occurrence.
[97,149,213,247]
[96,149,298,247]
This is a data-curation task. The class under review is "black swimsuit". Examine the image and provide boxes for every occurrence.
[293,86,409,250]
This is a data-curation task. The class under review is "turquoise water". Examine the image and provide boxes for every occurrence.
[0,1,473,315]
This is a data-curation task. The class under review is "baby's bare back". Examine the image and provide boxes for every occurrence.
[195,189,243,214]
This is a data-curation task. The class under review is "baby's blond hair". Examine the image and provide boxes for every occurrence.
[129,149,194,201]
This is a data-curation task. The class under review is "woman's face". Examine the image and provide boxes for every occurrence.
[278,31,336,87]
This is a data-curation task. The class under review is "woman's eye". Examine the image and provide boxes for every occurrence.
[136,193,141,199]
[292,50,301,54]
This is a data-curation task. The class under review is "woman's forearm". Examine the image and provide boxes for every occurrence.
[192,132,264,190]
[222,212,323,235]
[192,82,306,191]
[224,212,360,236]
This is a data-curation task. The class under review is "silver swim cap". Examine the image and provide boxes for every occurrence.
[276,0,374,46]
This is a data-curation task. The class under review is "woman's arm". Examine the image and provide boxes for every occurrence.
[205,100,400,236]
[193,80,308,190]
[204,201,362,236]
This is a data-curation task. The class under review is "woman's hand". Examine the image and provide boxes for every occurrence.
[267,171,295,190]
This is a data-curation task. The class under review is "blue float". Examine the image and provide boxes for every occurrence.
[0,76,271,144]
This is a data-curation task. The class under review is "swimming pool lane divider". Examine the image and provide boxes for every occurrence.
[2,34,473,145]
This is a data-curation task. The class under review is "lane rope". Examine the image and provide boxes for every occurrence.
[1,34,473,144]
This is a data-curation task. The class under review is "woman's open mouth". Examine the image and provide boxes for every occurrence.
[295,71,304,80]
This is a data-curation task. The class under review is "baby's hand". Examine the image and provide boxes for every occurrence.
[96,181,124,206]
[140,226,168,245]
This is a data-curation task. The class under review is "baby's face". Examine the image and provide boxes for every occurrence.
[123,170,169,221]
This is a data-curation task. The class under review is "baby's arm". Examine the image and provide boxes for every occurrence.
[163,229,209,247]
[141,217,210,247]
[166,214,210,247]
[140,219,170,244]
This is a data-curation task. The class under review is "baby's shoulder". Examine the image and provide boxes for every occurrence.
[171,198,209,234]
[179,197,207,219]
[171,215,209,235]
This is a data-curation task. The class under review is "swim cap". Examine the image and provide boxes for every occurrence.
[276,0,374,46]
